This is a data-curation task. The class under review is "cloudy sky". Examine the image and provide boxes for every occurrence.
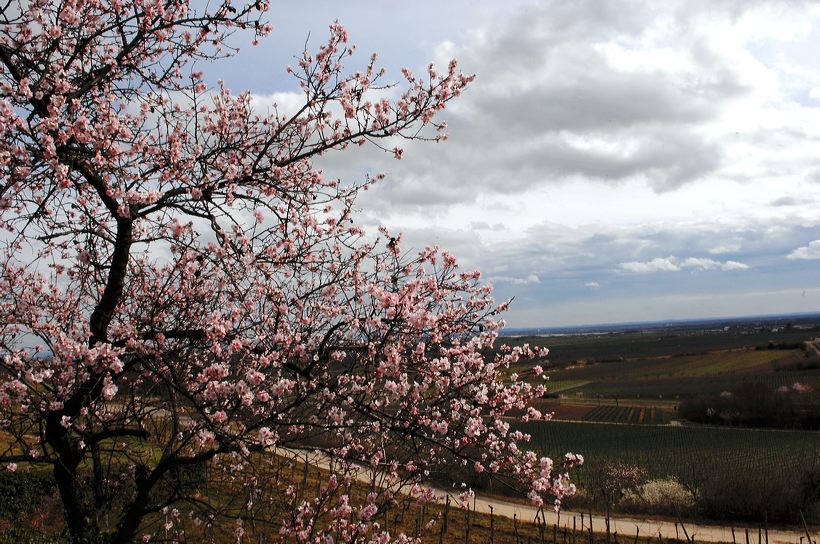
[216,0,820,327]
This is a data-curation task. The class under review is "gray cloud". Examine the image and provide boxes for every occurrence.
[310,0,774,214]
[772,196,800,207]
[267,2,820,256]
[248,1,820,326]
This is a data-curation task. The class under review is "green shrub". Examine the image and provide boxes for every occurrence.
[0,471,56,521]
[0,471,62,544]
[0,526,64,544]
[698,470,806,523]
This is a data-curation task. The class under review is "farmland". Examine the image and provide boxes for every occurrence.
[519,421,820,481]
[515,420,820,522]
[552,369,820,399]
[504,314,820,364]
[530,347,820,427]
[509,317,820,431]
[575,404,672,424]
[529,398,675,424]
[498,316,820,523]
[541,349,820,399]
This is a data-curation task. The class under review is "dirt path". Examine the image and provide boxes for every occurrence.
[278,448,817,544]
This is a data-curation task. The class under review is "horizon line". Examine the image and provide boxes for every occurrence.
[502,309,820,333]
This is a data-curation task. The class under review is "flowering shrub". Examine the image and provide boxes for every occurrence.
[592,463,648,505]
[621,478,695,516]
[0,2,577,543]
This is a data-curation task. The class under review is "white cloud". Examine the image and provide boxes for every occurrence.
[620,256,750,274]
[788,240,820,260]
[708,243,742,254]
[680,257,722,270]
[490,274,541,285]
[620,257,681,274]
[722,260,751,271]
[584,281,601,289]
[680,257,747,270]
[249,91,305,117]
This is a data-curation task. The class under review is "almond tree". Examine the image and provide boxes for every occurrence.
[0,1,579,542]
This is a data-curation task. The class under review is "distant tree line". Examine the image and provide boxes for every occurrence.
[755,340,805,350]
[678,382,820,430]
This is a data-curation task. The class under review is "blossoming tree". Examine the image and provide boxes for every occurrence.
[0,1,579,542]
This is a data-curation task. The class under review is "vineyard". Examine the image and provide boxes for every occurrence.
[516,420,820,522]
[532,400,674,424]
[520,420,820,477]
[580,405,672,424]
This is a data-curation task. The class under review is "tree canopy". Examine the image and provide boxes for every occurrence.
[0,1,578,542]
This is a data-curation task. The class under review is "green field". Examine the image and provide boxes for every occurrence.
[542,350,820,399]
[553,370,820,399]
[544,379,591,393]
[548,350,794,382]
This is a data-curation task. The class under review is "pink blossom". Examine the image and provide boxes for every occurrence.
[101,379,118,401]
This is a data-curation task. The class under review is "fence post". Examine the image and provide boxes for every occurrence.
[573,516,577,544]
[490,505,494,544]
[439,496,450,544]
[589,508,595,544]
[515,513,521,544]
[677,515,691,544]
[799,510,815,544]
